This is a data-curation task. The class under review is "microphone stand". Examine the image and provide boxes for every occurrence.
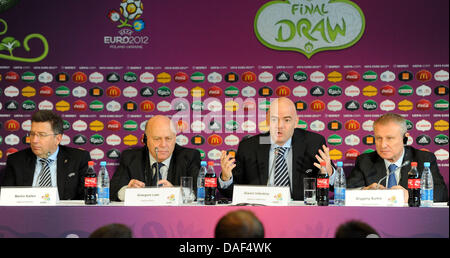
[376,161,411,189]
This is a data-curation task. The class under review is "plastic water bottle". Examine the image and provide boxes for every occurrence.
[334,161,346,206]
[97,161,110,205]
[420,162,433,207]
[197,161,207,205]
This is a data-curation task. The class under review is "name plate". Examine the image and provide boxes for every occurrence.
[232,185,291,206]
[346,189,405,207]
[124,187,181,206]
[0,187,58,206]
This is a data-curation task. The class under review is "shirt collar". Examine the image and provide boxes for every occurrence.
[270,137,292,151]
[383,148,405,169]
[149,152,171,168]
[39,146,59,163]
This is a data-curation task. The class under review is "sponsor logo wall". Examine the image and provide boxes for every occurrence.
[0,0,448,187]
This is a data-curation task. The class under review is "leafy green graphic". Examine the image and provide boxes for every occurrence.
[254,0,365,58]
[0,18,49,62]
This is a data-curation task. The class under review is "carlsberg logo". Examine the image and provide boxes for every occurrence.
[254,0,365,58]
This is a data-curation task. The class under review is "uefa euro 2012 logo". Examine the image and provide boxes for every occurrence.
[108,0,145,32]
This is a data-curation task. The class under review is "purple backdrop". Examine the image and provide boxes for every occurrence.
[0,0,448,188]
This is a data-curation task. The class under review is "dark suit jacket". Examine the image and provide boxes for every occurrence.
[347,146,448,202]
[110,144,201,201]
[1,146,91,200]
[218,128,327,201]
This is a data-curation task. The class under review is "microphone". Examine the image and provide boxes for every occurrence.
[376,160,411,189]
[267,148,279,186]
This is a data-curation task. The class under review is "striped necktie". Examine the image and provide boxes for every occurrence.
[38,158,52,187]
[274,147,290,187]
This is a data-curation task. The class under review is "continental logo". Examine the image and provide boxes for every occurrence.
[362,85,377,97]
[21,86,36,97]
[397,99,413,111]
[89,120,104,132]
[156,72,171,83]
[55,100,70,112]
[123,135,138,146]
[191,86,205,98]
[327,71,342,82]
[329,149,343,161]
[434,120,449,131]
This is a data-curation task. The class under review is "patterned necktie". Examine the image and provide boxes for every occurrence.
[38,158,52,187]
[152,162,164,185]
[387,164,398,188]
[274,147,290,187]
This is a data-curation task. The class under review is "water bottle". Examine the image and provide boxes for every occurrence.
[97,161,110,205]
[197,161,207,205]
[420,162,433,207]
[84,161,97,205]
[334,161,346,206]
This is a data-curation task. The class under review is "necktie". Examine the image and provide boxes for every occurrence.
[387,164,398,188]
[152,162,164,186]
[274,147,290,187]
[38,158,52,187]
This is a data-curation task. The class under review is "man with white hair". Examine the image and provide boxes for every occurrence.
[347,113,448,202]
[110,115,201,201]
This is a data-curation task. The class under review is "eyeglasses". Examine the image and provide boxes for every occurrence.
[28,132,58,139]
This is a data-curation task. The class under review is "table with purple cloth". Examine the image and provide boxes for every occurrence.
[0,201,448,238]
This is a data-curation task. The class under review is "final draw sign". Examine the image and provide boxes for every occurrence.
[254,0,365,58]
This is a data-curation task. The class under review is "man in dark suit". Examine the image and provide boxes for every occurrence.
[219,97,334,201]
[347,113,448,202]
[110,115,201,201]
[1,110,91,200]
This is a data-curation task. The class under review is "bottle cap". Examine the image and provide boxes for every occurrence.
[337,161,343,167]
[411,162,417,167]
[320,161,326,166]
[100,161,107,166]
[201,161,207,166]
[207,161,214,166]
[88,161,94,166]
[424,162,430,167]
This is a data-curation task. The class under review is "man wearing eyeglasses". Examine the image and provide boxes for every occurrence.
[1,110,91,200]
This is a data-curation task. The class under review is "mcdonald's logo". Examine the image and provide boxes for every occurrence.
[207,134,223,146]
[5,119,20,132]
[106,86,121,97]
[416,70,431,82]
[345,120,360,131]
[241,71,256,83]
[72,72,87,83]
[310,100,325,111]
[140,100,155,112]
[276,86,291,97]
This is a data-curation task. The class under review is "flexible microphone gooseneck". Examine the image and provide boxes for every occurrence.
[376,160,411,189]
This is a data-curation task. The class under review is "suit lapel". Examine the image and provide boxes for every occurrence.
[374,156,387,186]
[291,130,306,194]
[23,149,37,186]
[257,135,271,185]
[56,147,69,198]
